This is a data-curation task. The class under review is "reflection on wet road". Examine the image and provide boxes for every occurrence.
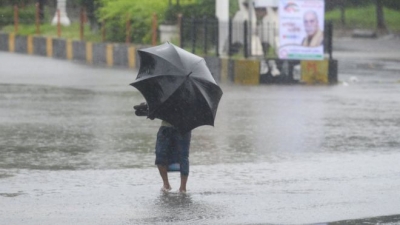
[1,52,400,224]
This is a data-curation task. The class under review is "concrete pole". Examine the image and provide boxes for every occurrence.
[248,0,253,56]
[216,0,229,56]
[52,0,71,26]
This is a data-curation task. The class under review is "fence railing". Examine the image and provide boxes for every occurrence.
[0,5,156,44]
[180,17,219,56]
[180,17,333,59]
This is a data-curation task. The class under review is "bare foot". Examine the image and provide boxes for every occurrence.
[161,185,171,193]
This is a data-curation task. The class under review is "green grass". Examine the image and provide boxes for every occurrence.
[326,5,400,32]
[0,5,103,42]
[2,22,103,42]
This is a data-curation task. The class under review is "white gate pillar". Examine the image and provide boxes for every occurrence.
[51,0,71,26]
[216,0,229,56]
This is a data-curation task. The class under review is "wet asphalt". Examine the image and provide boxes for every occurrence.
[1,36,400,224]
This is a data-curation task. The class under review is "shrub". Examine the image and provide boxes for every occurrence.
[0,5,48,28]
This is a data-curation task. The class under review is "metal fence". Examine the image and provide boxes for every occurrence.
[180,16,333,59]
[180,17,219,56]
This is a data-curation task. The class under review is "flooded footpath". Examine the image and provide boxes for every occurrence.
[1,52,400,225]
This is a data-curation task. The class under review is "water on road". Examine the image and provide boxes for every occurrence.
[1,52,400,225]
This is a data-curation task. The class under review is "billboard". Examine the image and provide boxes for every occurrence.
[253,0,279,7]
[278,0,325,60]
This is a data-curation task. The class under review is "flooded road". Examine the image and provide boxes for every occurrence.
[1,52,400,224]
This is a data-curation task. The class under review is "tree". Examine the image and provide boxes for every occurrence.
[375,0,387,31]
[81,0,97,30]
[179,0,215,18]
[326,0,393,32]
[383,0,400,11]
[96,0,169,43]
[337,0,346,26]
[1,0,31,6]
[37,0,46,21]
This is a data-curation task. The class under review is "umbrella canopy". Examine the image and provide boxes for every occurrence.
[130,42,223,134]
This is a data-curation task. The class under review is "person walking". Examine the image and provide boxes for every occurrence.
[134,103,191,193]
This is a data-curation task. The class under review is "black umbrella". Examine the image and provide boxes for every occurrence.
[130,42,223,134]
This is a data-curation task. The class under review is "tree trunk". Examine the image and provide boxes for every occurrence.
[38,0,46,21]
[375,0,387,31]
[82,0,97,31]
[339,4,345,26]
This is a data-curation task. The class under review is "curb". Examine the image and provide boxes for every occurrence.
[0,32,140,70]
[0,32,338,85]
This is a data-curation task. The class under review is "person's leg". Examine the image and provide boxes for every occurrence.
[179,175,188,192]
[157,165,171,191]
[178,131,191,192]
[155,127,172,191]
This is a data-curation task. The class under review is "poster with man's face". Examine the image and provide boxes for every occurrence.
[278,0,325,60]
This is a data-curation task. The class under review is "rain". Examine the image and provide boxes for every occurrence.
[1,0,400,224]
